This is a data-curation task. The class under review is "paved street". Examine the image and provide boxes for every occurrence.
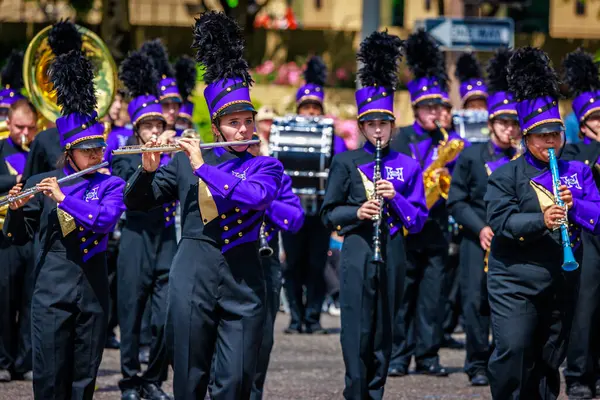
[1,314,496,399]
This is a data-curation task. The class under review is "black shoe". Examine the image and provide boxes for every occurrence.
[566,382,593,399]
[388,366,408,377]
[105,335,120,349]
[441,334,465,349]
[470,373,489,386]
[305,324,327,334]
[121,389,141,400]
[0,369,11,382]
[415,363,449,377]
[141,383,172,400]
[284,326,302,334]
[139,347,150,364]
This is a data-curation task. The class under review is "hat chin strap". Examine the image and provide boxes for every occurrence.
[67,151,82,172]
[214,120,251,156]
[583,120,600,141]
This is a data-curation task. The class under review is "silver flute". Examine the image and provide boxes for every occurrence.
[112,139,260,155]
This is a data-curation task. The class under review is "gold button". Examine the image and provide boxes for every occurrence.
[304,89,310,94]
[503,99,508,104]
[126,183,130,187]
[84,249,88,254]
[224,239,230,244]
[519,237,524,241]
[382,92,387,96]
[538,108,543,113]
[367,98,372,102]
[6,233,11,238]
[336,225,341,231]
[591,98,595,103]
[238,232,243,237]
[553,101,557,105]
[477,81,482,86]
[315,87,321,92]
[161,86,166,91]
[422,86,427,91]
[226,87,232,92]
[94,240,98,245]
[172,202,176,206]
[142,103,147,107]
[235,207,240,212]
[166,217,170,222]
[591,219,595,224]
[407,216,411,221]
[81,124,87,129]
[467,85,473,90]
[224,184,229,190]
[203,219,208,223]
[79,227,84,231]
[390,223,394,228]
[284,219,289,225]
[81,237,86,242]
[224,226,229,231]
[88,214,93,219]
[459,225,464,229]
[571,243,575,247]
[585,160,590,165]
[165,207,169,212]
[172,211,176,216]
[221,214,226,219]
[237,219,242,224]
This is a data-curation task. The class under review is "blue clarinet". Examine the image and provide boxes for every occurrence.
[548,148,579,271]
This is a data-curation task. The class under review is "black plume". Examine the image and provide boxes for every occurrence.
[1,50,24,90]
[405,29,447,85]
[191,11,253,86]
[304,56,327,87]
[487,48,512,93]
[562,48,600,97]
[119,50,160,98]
[455,52,483,82]
[48,20,82,57]
[141,39,174,78]
[356,30,403,88]
[175,56,197,100]
[49,50,96,117]
[508,47,561,102]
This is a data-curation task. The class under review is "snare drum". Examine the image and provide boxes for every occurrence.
[269,115,334,214]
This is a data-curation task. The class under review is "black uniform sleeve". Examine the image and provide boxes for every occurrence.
[123,155,179,211]
[21,138,47,182]
[320,156,362,235]
[0,175,18,195]
[447,153,486,235]
[111,155,137,182]
[3,178,42,245]
[485,166,547,242]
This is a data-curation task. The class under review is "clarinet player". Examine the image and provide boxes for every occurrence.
[320,30,427,400]
[485,47,600,399]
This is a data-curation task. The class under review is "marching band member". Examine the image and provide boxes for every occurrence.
[123,11,283,399]
[3,49,126,400]
[485,46,600,400]
[561,49,600,399]
[247,135,304,400]
[455,53,488,111]
[447,48,521,387]
[255,106,276,156]
[112,50,175,400]
[283,55,331,334]
[141,40,182,132]
[321,30,427,400]
[174,55,197,132]
[0,52,38,381]
[389,29,465,377]
[104,89,133,167]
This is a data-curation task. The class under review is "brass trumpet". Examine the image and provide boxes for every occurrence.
[112,138,260,155]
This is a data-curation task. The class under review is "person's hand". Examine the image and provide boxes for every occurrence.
[558,185,574,209]
[177,138,204,171]
[433,167,449,180]
[479,226,494,250]
[16,174,22,184]
[7,184,33,210]
[376,179,396,199]
[96,167,111,175]
[357,199,381,220]
[544,204,567,230]
[36,177,65,203]
[158,129,177,144]
[141,137,163,172]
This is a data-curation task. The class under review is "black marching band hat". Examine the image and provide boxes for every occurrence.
[141,39,182,104]
[486,48,518,121]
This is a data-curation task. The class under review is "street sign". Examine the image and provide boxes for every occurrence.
[417,17,515,52]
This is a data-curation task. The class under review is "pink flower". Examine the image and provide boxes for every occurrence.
[288,69,301,85]
[256,60,275,75]
[335,68,349,81]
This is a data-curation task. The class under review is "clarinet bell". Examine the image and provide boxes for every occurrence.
[259,245,274,258]
[372,246,384,264]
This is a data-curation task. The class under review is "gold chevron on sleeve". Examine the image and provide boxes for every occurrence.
[198,178,219,224]
[57,207,76,237]
[357,168,374,201]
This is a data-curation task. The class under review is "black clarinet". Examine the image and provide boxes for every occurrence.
[372,138,384,263]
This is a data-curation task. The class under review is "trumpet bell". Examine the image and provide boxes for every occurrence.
[0,120,8,140]
[23,24,118,123]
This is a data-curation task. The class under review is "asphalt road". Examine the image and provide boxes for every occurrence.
[0,314,499,399]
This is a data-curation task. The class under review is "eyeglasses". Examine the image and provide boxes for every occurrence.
[78,147,106,156]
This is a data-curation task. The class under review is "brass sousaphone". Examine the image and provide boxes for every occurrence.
[23,24,118,131]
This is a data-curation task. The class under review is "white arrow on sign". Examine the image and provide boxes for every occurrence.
[429,19,452,47]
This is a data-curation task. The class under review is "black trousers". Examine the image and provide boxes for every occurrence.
[166,239,265,400]
[340,230,405,400]
[31,252,109,400]
[564,232,600,387]
[106,232,119,339]
[487,254,579,400]
[459,236,490,377]
[251,236,281,400]
[390,246,448,369]
[0,233,33,374]
[117,226,175,390]
[442,250,461,336]
[281,215,330,330]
